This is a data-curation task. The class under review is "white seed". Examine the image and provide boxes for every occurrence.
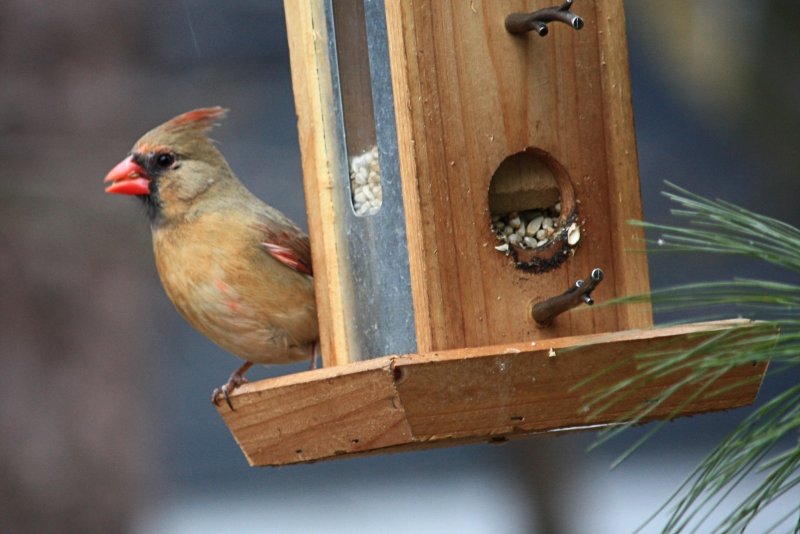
[567,223,581,245]
[350,146,383,216]
[492,199,569,255]
[526,216,544,235]
[495,243,509,252]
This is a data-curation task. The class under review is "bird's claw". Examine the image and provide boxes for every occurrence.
[211,373,249,410]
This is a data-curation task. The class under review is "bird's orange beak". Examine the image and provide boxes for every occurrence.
[104,156,151,195]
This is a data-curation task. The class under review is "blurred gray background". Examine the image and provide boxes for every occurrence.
[1,1,798,532]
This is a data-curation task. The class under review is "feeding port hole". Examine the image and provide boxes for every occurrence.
[489,149,580,272]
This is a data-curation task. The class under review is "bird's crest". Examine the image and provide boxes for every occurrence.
[136,107,229,155]
[161,107,228,135]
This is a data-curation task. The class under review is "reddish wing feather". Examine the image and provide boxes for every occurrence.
[258,222,313,276]
[262,242,312,276]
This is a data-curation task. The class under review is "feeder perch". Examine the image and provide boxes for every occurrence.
[215,0,768,466]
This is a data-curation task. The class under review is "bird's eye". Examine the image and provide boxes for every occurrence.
[155,152,176,168]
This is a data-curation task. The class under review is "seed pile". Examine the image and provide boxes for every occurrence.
[350,146,382,216]
[491,202,580,253]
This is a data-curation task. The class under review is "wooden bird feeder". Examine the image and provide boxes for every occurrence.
[215,0,767,466]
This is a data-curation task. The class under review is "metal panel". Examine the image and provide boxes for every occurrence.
[324,0,416,359]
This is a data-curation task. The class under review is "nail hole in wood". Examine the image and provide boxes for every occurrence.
[392,365,407,384]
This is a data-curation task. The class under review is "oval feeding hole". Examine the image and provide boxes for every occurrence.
[489,148,580,273]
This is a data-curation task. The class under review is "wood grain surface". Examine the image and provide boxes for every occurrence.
[386,0,652,352]
[218,320,771,466]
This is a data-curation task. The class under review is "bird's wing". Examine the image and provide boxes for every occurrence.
[254,214,313,276]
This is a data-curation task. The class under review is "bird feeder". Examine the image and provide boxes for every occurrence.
[215,0,767,466]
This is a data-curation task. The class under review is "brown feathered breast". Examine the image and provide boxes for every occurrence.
[152,207,318,364]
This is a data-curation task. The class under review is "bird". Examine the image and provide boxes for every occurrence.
[103,107,318,409]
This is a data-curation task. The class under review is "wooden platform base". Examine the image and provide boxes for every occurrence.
[216,320,769,467]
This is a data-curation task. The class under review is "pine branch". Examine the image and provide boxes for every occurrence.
[582,183,800,532]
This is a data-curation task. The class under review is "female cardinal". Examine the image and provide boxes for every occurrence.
[104,107,318,408]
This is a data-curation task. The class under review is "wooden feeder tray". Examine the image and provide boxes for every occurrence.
[216,320,769,467]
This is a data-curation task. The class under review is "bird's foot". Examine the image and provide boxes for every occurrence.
[211,362,253,410]
[211,374,248,410]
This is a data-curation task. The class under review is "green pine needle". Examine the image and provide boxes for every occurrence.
[580,182,799,532]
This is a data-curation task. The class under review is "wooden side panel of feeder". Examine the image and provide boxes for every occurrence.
[285,0,355,366]
[385,0,651,353]
[217,320,770,467]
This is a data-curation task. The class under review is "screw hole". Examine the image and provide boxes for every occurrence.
[393,365,407,384]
